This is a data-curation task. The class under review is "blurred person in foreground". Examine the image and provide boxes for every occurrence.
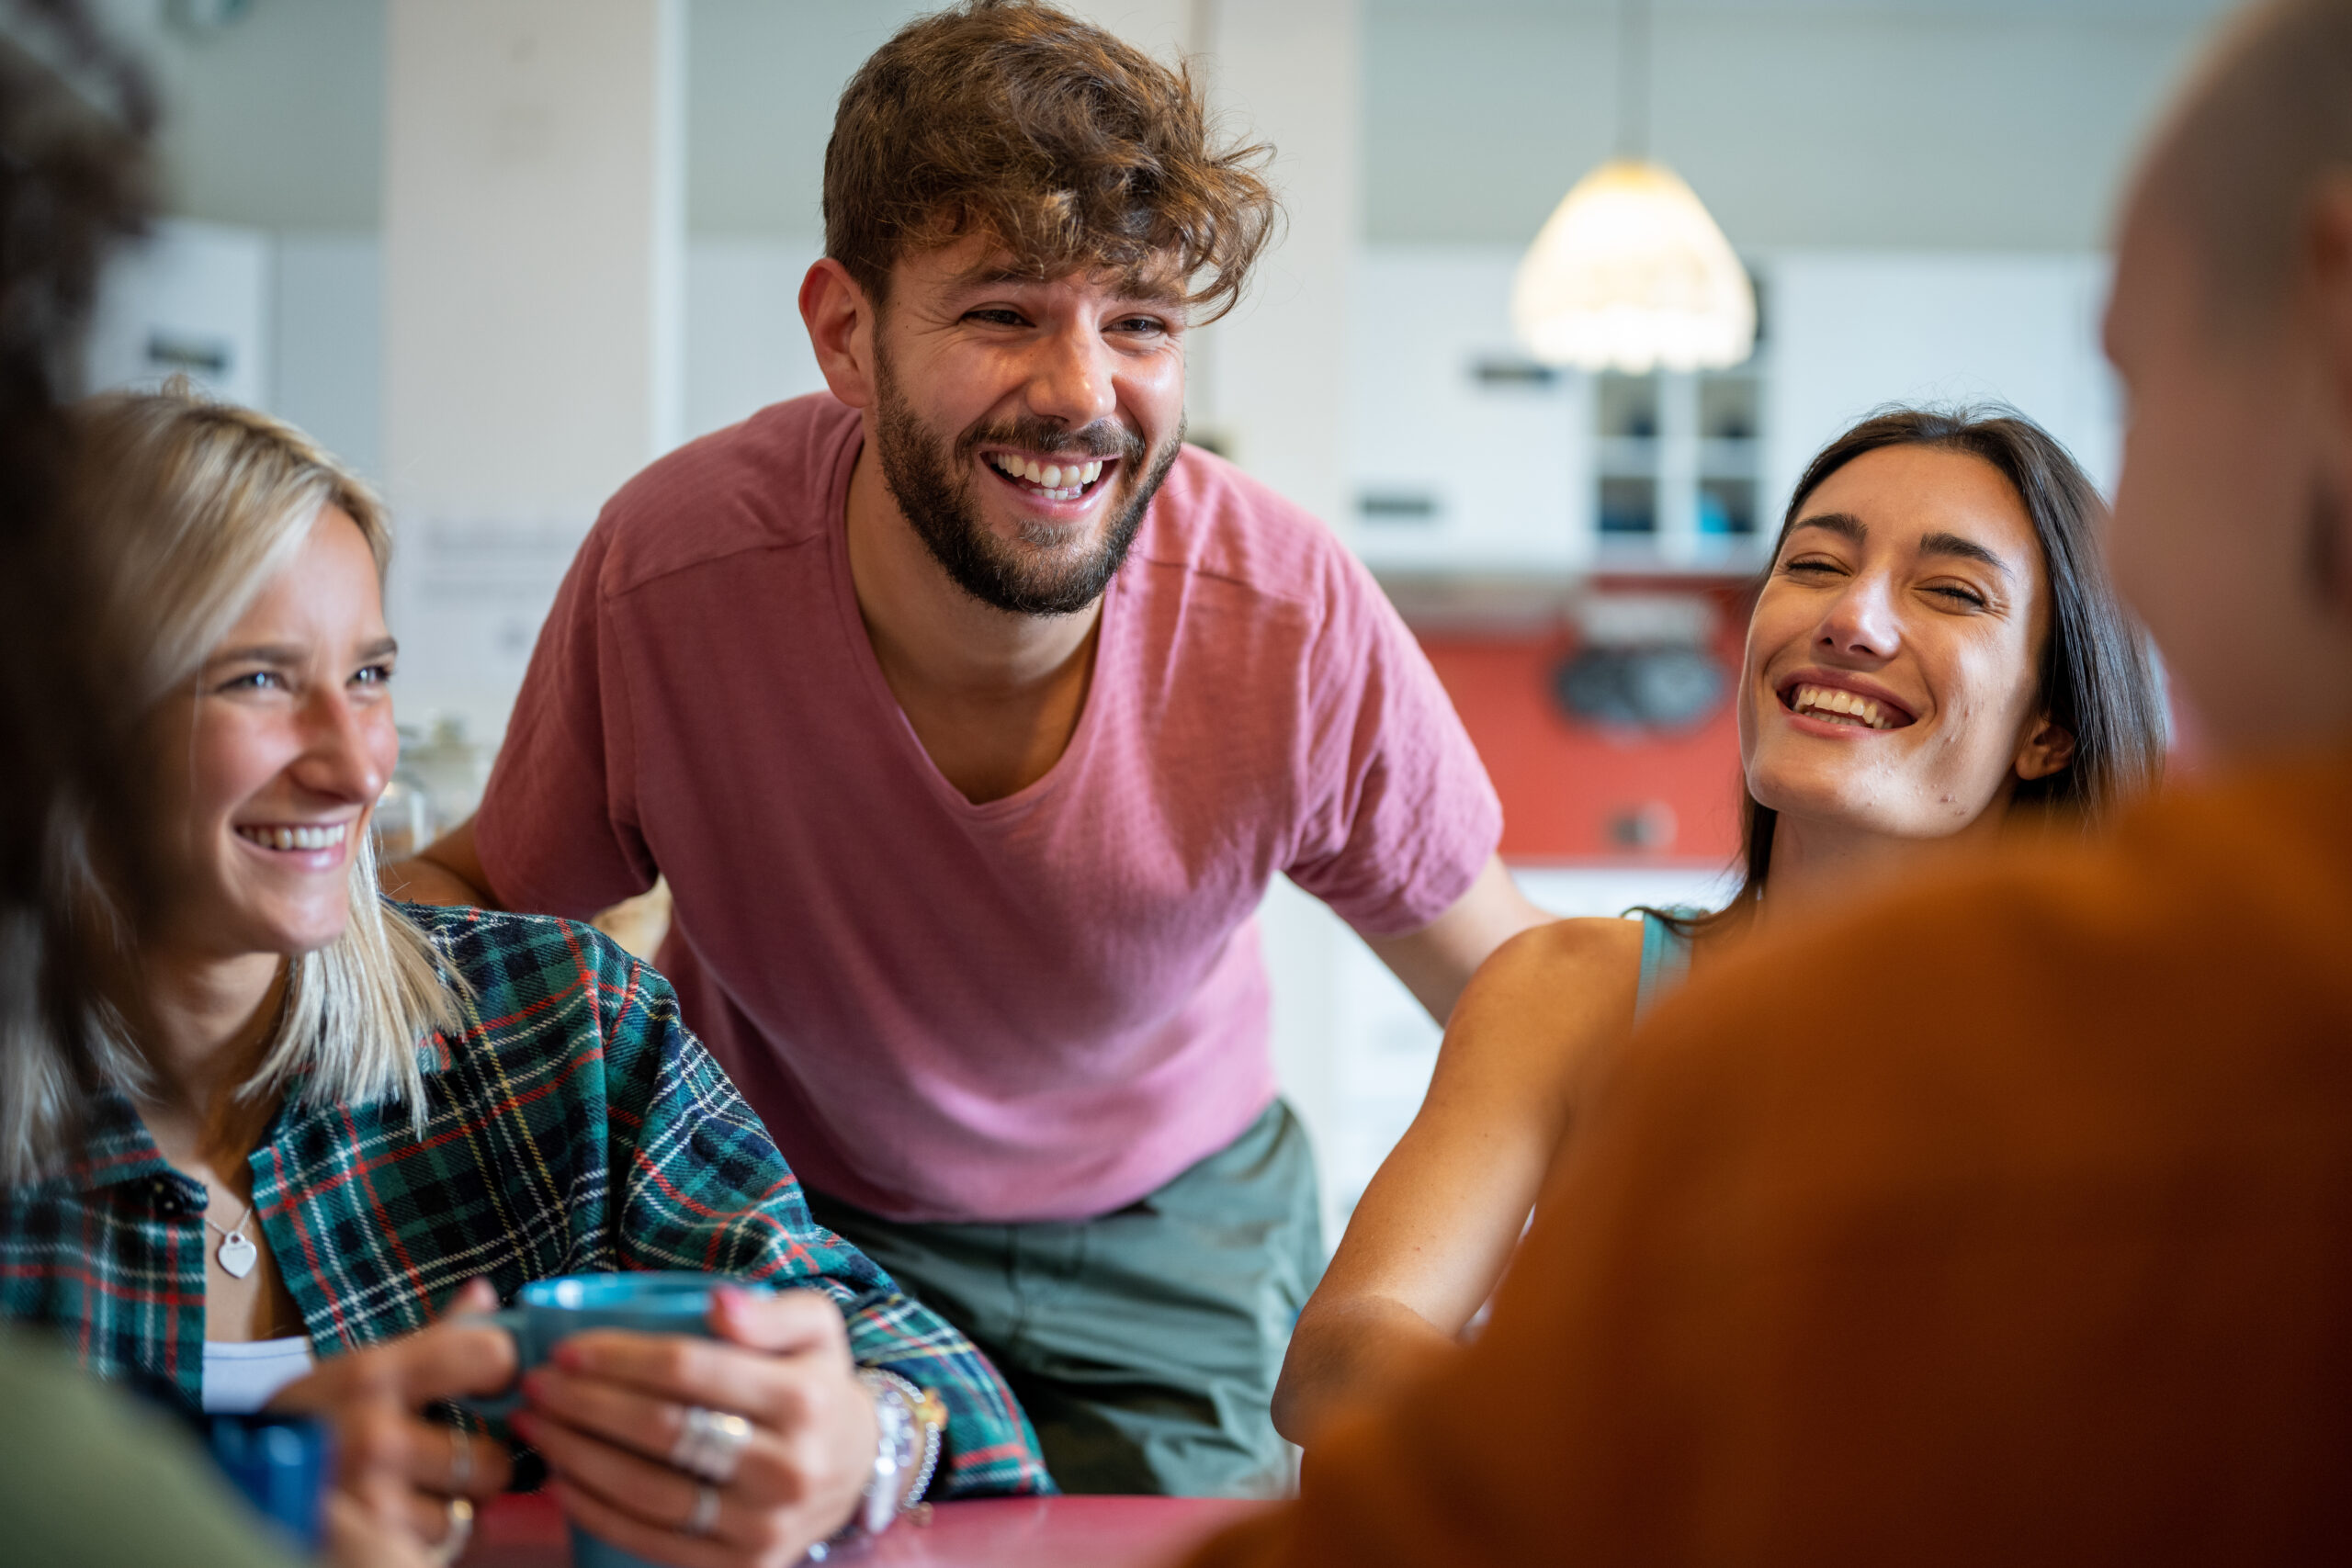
[1275,406,2167,1449]
[387,0,1547,1496]
[0,4,422,1564]
[1193,0,2352,1560]
[0,385,1045,1567]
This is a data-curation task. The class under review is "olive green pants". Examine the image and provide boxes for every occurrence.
[805,1100,1324,1497]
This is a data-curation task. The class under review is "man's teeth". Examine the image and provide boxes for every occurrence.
[238,823,349,851]
[989,453,1104,498]
[1790,683,1900,730]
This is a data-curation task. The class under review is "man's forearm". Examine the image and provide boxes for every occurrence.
[1363,855,1552,1023]
[381,816,501,908]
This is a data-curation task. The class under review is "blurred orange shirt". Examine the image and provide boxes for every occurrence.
[1194,747,2352,1566]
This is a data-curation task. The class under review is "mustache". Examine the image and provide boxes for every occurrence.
[956,414,1145,466]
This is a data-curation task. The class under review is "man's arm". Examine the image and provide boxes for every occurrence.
[380,816,502,909]
[1361,854,1551,1023]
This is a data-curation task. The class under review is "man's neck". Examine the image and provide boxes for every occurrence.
[842,437,1103,803]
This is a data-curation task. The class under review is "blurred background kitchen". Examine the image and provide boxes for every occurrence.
[83,0,2228,1244]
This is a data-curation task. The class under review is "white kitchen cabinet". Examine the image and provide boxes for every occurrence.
[84,219,274,409]
[1349,244,2120,581]
[1348,245,1589,573]
[1762,251,2120,514]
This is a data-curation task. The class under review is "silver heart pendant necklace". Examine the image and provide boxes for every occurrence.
[205,1199,259,1280]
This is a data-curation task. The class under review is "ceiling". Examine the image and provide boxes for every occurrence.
[1372,0,2236,20]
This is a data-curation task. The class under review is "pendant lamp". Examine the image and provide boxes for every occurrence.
[1510,0,1754,373]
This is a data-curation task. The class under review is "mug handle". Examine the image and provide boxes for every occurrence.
[451,1305,531,1419]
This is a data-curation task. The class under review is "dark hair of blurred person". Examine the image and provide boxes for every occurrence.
[0,7,424,1566]
[0,0,153,1043]
[1191,0,2352,1562]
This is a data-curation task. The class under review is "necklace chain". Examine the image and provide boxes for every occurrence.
[202,1191,259,1280]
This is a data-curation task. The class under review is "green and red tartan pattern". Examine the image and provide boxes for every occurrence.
[0,901,1050,1500]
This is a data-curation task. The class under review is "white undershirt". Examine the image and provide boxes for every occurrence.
[202,1336,316,1415]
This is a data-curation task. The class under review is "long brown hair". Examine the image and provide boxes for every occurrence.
[1658,406,2167,942]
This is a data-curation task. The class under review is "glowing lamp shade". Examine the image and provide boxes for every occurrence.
[1510,158,1756,373]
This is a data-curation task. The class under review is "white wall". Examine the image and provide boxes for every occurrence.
[274,232,381,478]
[1364,0,2230,252]
[682,238,827,441]
[379,0,688,740]
[92,0,386,230]
[683,0,932,235]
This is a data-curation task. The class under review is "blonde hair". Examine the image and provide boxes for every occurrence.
[1,381,458,1183]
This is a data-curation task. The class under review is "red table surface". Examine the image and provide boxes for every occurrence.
[461,1491,1273,1568]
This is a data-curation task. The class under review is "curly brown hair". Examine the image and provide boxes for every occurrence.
[823,0,1278,322]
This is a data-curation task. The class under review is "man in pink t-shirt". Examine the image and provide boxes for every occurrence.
[391,1,1546,1497]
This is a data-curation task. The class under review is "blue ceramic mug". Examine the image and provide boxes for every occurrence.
[468,1272,769,1568]
[198,1411,334,1553]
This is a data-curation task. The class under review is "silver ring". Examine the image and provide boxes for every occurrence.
[683,1482,722,1538]
[447,1423,474,1493]
[428,1495,474,1565]
[669,1404,754,1484]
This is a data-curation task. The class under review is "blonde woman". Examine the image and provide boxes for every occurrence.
[0,385,1046,1563]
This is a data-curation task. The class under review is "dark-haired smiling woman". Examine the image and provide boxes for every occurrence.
[1274,408,2172,1448]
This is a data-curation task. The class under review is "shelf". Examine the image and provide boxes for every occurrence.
[1590,536,1770,576]
[1595,436,1662,479]
[1696,437,1762,479]
[1370,547,1771,624]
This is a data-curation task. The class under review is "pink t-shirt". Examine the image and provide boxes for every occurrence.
[473,394,1500,1223]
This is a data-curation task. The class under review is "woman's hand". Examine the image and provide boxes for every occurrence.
[323,1494,440,1568]
[271,1279,518,1556]
[511,1286,883,1568]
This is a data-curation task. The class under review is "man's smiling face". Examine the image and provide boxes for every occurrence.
[865,234,1190,616]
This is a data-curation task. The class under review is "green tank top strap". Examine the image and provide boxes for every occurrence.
[1634,908,1699,1020]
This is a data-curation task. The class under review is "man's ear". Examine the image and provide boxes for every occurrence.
[2305,175,2352,614]
[2016,715,2076,783]
[2311,175,2352,408]
[799,257,879,410]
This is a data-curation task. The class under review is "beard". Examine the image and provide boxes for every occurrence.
[871,347,1181,616]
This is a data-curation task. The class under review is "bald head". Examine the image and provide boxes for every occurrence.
[2103,0,2352,760]
[2135,0,2352,322]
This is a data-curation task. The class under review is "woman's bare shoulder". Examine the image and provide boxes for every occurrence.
[1469,915,1646,1003]
[1429,916,1647,1099]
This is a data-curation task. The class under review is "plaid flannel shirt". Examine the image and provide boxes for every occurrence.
[0,902,1049,1499]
